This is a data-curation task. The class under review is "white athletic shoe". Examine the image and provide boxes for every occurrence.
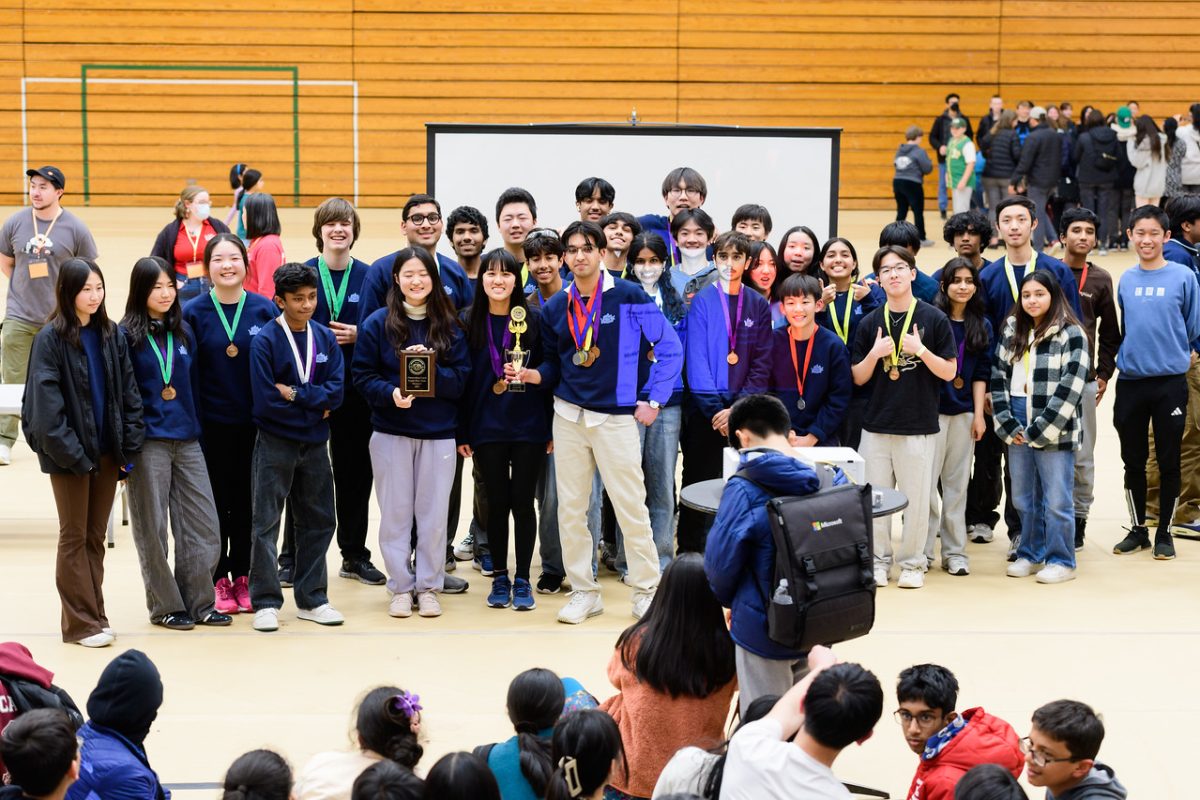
[416,591,442,618]
[944,556,970,576]
[631,592,655,620]
[1036,564,1076,584]
[389,593,413,618]
[0,444,11,466]
[1006,558,1041,578]
[557,590,604,624]
[253,608,279,632]
[453,532,475,561]
[897,569,925,589]
[873,565,889,587]
[75,632,114,648]
[969,523,994,544]
[297,604,345,626]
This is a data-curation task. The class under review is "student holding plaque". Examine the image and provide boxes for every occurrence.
[458,249,550,611]
[182,233,278,615]
[353,247,470,620]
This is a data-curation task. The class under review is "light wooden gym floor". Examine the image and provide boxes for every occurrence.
[0,207,1195,799]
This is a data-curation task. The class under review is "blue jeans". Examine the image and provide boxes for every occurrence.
[178,276,212,305]
[1008,403,1076,568]
[937,162,948,212]
[615,404,682,572]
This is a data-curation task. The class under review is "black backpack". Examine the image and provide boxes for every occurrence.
[733,465,876,651]
[1093,135,1120,172]
[0,675,84,730]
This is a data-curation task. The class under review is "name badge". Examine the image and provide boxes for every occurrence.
[185,261,204,279]
[27,260,49,279]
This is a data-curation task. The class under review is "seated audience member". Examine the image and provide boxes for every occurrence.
[895,665,1022,800]
[600,212,641,277]
[599,554,738,799]
[576,177,616,223]
[731,204,773,242]
[954,764,1028,800]
[1023,701,1126,800]
[222,749,292,800]
[0,641,84,781]
[0,710,79,800]
[424,752,501,800]
[669,208,719,307]
[720,647,884,800]
[475,668,568,800]
[65,650,168,800]
[705,394,840,714]
[351,760,424,800]
[546,710,625,800]
[651,694,778,799]
[638,167,708,266]
[295,687,423,800]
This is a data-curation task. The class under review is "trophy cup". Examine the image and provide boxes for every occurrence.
[506,306,531,393]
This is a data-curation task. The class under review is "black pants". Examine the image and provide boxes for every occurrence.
[678,409,726,553]
[201,421,257,581]
[965,420,1021,536]
[475,441,545,579]
[1114,375,1189,528]
[442,455,489,557]
[893,179,927,239]
[329,383,374,562]
[839,395,869,451]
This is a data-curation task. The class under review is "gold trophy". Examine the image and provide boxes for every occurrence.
[506,306,530,393]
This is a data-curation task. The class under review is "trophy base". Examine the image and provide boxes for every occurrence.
[507,383,526,393]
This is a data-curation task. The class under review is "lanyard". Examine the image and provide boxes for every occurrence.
[567,282,602,352]
[883,300,918,369]
[720,285,745,354]
[276,316,315,384]
[318,256,353,322]
[955,336,965,379]
[1076,262,1089,292]
[184,222,203,262]
[788,327,817,398]
[666,228,679,268]
[31,207,62,253]
[485,314,513,378]
[209,289,246,344]
[1003,251,1037,303]
[147,331,174,387]
[830,290,854,344]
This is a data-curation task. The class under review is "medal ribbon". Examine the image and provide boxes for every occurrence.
[830,290,854,344]
[720,285,745,356]
[31,207,62,254]
[955,336,965,382]
[276,316,315,384]
[1003,250,1037,304]
[147,331,174,388]
[209,289,247,346]
[883,300,918,370]
[1077,262,1089,292]
[318,256,353,322]
[567,282,602,353]
[485,314,513,379]
[788,328,817,400]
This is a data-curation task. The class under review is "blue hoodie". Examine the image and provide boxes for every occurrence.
[704,449,841,660]
[182,291,279,426]
[250,318,344,443]
[767,325,852,444]
[357,251,473,325]
[123,324,202,441]
[685,282,773,418]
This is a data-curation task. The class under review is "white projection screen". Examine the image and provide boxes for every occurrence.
[426,124,840,256]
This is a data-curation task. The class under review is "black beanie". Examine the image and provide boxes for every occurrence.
[86,650,163,746]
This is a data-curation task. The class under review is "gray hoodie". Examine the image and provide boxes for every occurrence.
[1047,763,1127,800]
[894,142,934,183]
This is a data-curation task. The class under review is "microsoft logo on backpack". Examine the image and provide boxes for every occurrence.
[811,517,844,531]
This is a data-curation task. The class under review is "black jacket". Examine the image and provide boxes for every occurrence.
[1011,124,1061,190]
[929,111,974,164]
[149,217,232,267]
[22,323,144,475]
[1072,126,1120,186]
[982,128,1021,179]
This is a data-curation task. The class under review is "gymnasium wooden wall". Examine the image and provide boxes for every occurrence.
[1,0,1196,212]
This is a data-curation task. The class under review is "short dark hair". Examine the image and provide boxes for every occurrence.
[731,204,773,237]
[670,208,716,239]
[423,752,501,800]
[312,197,360,252]
[447,205,490,241]
[243,192,281,240]
[1166,194,1200,236]
[523,228,565,260]
[1128,204,1169,232]
[561,220,606,251]
[872,245,917,274]
[575,176,615,205]
[1031,700,1105,761]
[943,210,994,246]
[273,262,318,298]
[660,166,707,200]
[0,709,77,796]
[946,92,960,104]
[1058,206,1099,237]
[221,749,292,800]
[995,195,1036,219]
[496,187,538,221]
[727,394,792,448]
[778,273,822,302]
[954,764,1027,800]
[712,230,752,259]
[803,663,884,749]
[402,194,441,220]
[599,211,642,238]
[896,664,959,714]
[352,760,425,800]
[879,220,922,253]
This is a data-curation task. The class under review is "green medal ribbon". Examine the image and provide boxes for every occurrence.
[209,289,247,345]
[147,331,174,387]
[883,299,918,370]
[318,256,353,322]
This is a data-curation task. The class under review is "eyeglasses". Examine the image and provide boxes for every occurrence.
[565,245,597,257]
[407,213,441,226]
[877,265,914,277]
[667,187,702,198]
[1019,737,1078,767]
[893,710,943,728]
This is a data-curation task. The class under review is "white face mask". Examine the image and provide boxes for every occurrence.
[194,203,212,219]
[634,263,664,288]
[679,246,707,261]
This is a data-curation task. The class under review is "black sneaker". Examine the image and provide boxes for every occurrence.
[1074,517,1086,552]
[443,574,469,594]
[445,553,457,573]
[198,611,233,626]
[536,573,564,594]
[156,612,195,631]
[1113,526,1151,555]
[339,559,386,586]
[278,564,294,587]
[1006,535,1022,562]
[1154,531,1177,561]
[600,542,618,573]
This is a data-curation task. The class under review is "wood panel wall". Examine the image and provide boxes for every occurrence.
[1,0,1197,213]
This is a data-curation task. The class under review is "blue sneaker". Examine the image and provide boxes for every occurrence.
[474,554,494,577]
[512,578,536,611]
[486,575,512,608]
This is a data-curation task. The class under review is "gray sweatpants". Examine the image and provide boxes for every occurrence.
[735,645,809,717]
[370,432,455,595]
[926,413,973,564]
[1073,380,1098,519]
[125,439,221,622]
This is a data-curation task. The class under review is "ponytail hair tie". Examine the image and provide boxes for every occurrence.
[557,756,582,798]
[514,721,538,735]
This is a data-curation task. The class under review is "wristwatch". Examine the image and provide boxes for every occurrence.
[648,400,661,410]
[288,386,298,403]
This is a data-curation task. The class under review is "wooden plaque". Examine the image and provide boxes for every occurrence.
[400,351,436,398]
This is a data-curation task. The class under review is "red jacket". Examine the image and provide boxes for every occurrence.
[906,707,1023,800]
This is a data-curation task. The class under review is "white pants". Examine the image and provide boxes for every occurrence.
[952,186,974,215]
[861,430,936,571]
[926,413,973,564]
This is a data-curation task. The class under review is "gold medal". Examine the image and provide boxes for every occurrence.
[647,346,656,363]
[161,386,177,401]
[726,352,739,366]
[226,343,239,358]
[953,376,964,389]
[889,366,900,381]
[492,380,507,395]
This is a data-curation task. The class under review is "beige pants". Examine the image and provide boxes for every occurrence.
[861,430,936,571]
[1147,359,1200,522]
[1,318,42,447]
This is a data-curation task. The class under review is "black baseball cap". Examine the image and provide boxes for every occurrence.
[26,166,65,190]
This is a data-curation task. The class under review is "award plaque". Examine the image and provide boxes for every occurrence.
[400,351,437,397]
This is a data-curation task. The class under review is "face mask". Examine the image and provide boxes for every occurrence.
[195,203,212,218]
[634,263,663,287]
[679,246,706,261]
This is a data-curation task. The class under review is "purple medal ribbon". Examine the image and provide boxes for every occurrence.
[955,337,965,382]
[486,314,513,378]
[720,287,745,355]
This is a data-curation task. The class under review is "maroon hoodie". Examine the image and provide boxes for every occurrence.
[0,642,57,778]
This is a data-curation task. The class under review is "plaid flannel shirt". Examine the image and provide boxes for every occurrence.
[990,317,1090,451]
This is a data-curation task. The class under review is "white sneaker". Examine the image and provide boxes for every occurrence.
[873,565,889,587]
[252,608,279,632]
[897,569,925,589]
[416,591,442,618]
[389,593,413,618]
[0,444,10,466]
[101,627,115,637]
[557,590,604,624]
[1036,564,1076,584]
[297,603,345,626]
[1006,558,1041,578]
[453,532,475,561]
[75,632,114,648]
[944,556,970,576]
[969,523,994,543]
[631,592,654,620]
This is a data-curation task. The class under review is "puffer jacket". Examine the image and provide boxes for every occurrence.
[1072,125,1120,186]
[982,128,1020,179]
[906,707,1023,800]
[1011,124,1061,190]
[66,721,168,800]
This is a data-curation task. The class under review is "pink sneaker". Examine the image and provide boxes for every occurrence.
[214,578,238,614]
[233,576,252,612]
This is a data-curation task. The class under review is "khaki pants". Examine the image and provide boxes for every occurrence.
[1147,360,1200,523]
[861,430,936,571]
[49,457,119,642]
[1,318,42,447]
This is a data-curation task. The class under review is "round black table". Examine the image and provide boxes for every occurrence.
[679,478,908,518]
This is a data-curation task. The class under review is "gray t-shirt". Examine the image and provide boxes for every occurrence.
[0,207,99,324]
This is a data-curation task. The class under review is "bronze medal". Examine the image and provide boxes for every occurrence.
[953,376,964,389]
[225,343,239,358]
[492,380,507,395]
[726,351,739,366]
[647,347,656,363]
[889,366,900,381]
[161,386,177,401]
[588,346,601,366]
[572,350,587,367]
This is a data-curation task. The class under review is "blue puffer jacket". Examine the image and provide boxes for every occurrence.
[66,721,169,800]
[704,449,844,660]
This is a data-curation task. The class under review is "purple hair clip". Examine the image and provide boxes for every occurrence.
[392,691,422,719]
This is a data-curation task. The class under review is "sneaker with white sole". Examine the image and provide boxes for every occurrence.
[944,556,970,576]
[297,604,345,626]
[969,523,994,544]
[453,533,475,561]
[1035,563,1076,584]
[389,593,413,618]
[75,631,114,648]
[417,591,442,617]
[443,574,469,594]
[253,608,280,632]
[631,592,655,620]
[1006,535,1022,562]
[557,590,604,624]
[0,444,10,466]
[1006,558,1041,578]
[873,565,889,587]
[897,569,925,589]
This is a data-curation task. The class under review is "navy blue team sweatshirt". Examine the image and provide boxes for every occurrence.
[352,308,470,439]
[980,252,1083,336]
[767,325,852,444]
[458,309,551,447]
[250,318,344,443]
[305,255,370,368]
[939,317,993,415]
[357,251,473,325]
[123,323,202,441]
[685,282,773,418]
[182,291,279,426]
